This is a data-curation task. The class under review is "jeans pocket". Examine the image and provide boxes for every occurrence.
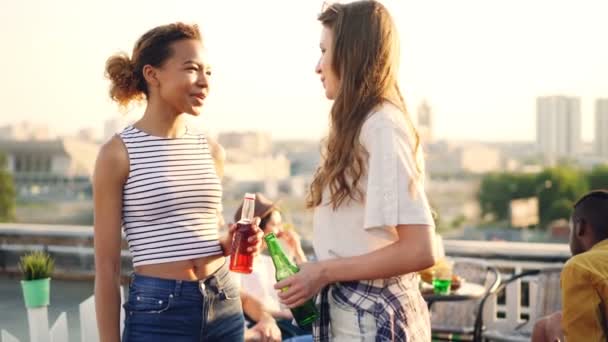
[218,276,240,301]
[125,289,173,314]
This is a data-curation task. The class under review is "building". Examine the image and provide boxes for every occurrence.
[536,96,581,159]
[417,100,433,144]
[104,117,127,142]
[77,128,97,142]
[222,153,291,183]
[595,98,608,158]
[214,131,292,200]
[218,131,290,183]
[0,122,52,141]
[218,132,272,157]
[0,138,100,199]
[426,141,502,175]
[273,139,320,177]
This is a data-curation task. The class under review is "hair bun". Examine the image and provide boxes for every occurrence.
[105,52,142,106]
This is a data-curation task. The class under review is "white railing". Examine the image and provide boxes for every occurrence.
[444,240,568,335]
[0,233,569,341]
[478,259,563,333]
[0,263,560,342]
[1,288,124,342]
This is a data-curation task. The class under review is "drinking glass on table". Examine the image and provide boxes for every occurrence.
[433,260,454,295]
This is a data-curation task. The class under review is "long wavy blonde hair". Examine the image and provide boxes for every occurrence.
[307,0,423,210]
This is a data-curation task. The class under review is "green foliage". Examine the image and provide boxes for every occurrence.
[478,173,536,221]
[450,214,467,229]
[0,153,16,222]
[536,167,588,223]
[478,165,590,228]
[588,165,608,190]
[545,199,574,223]
[19,251,55,281]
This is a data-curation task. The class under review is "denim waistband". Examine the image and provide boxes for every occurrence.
[129,259,233,296]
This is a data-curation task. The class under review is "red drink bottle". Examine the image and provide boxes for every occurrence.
[229,193,256,273]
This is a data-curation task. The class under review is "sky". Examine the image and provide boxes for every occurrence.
[0,0,607,142]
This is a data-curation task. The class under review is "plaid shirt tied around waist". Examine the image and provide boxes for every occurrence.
[312,273,430,342]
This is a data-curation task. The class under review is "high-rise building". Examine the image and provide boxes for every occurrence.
[595,98,608,158]
[536,96,581,158]
[417,100,433,144]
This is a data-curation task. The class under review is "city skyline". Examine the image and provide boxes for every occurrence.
[3,96,608,145]
[595,99,608,157]
[1,0,607,142]
[536,95,582,158]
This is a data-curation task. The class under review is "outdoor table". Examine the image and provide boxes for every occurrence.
[421,281,487,309]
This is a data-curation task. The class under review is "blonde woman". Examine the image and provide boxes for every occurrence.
[275,2,436,341]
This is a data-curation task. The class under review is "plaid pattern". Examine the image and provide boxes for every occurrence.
[313,274,430,342]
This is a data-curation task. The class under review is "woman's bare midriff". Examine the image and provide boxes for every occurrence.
[134,254,226,281]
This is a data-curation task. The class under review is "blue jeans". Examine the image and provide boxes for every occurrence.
[122,262,244,342]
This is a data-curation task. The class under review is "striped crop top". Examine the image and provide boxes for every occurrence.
[119,126,224,267]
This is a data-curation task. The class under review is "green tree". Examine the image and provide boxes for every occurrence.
[478,172,536,221]
[0,153,16,222]
[478,166,589,227]
[536,167,588,224]
[587,165,608,190]
[478,173,509,220]
[545,198,574,223]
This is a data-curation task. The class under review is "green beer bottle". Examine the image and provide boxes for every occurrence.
[264,232,319,328]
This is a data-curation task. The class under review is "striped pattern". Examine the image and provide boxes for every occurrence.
[119,126,223,267]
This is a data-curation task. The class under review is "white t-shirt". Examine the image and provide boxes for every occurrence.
[313,102,435,261]
[240,255,282,313]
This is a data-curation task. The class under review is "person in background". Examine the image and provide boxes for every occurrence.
[234,193,313,340]
[533,190,608,342]
[210,142,283,342]
[241,291,282,342]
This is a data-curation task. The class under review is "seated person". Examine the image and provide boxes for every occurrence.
[234,193,312,339]
[533,312,563,342]
[209,140,311,341]
[241,291,282,342]
[533,190,608,342]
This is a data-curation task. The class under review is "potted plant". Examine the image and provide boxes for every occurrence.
[19,251,55,308]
